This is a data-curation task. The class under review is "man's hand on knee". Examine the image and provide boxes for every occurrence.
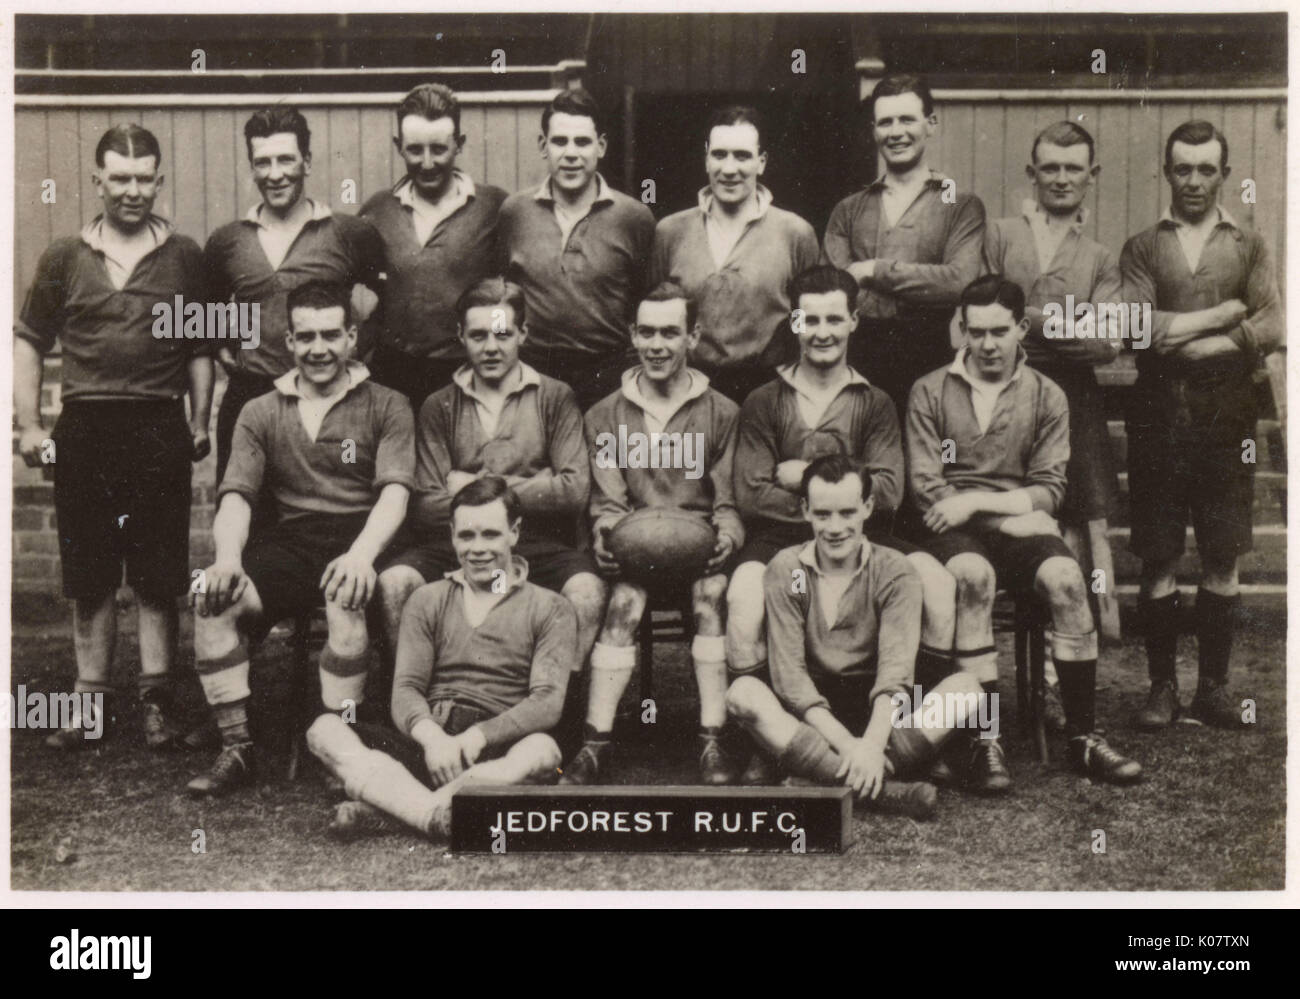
[193,560,248,617]
[321,550,378,611]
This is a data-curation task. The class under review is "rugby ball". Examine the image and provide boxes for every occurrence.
[608,507,716,582]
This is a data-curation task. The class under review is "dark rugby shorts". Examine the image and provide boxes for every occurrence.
[241,510,373,638]
[1125,370,1257,565]
[52,399,192,602]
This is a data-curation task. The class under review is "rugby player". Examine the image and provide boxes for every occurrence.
[726,454,984,820]
[727,265,959,783]
[186,282,413,795]
[1120,121,1283,730]
[205,105,385,486]
[497,87,655,413]
[823,74,986,419]
[561,282,745,785]
[650,105,820,405]
[906,274,1142,788]
[16,124,213,750]
[361,83,508,409]
[374,277,606,731]
[307,476,575,841]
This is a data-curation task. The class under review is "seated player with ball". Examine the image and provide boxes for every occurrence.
[726,454,984,819]
[905,274,1142,787]
[307,476,576,841]
[187,281,414,796]
[561,281,745,785]
[727,265,960,783]
[374,277,606,710]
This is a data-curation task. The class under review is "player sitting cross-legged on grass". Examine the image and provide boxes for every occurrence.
[187,281,414,796]
[307,476,575,841]
[906,273,1142,788]
[726,454,983,820]
[561,281,745,786]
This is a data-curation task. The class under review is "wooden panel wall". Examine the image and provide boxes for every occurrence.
[939,98,1287,287]
[14,100,553,302]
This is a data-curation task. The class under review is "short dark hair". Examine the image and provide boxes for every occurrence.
[286,281,351,329]
[868,74,934,120]
[1031,120,1094,165]
[1164,119,1229,170]
[542,87,604,136]
[244,105,311,159]
[637,281,697,336]
[395,83,461,136]
[456,276,527,328]
[94,124,162,169]
[450,474,521,525]
[960,274,1026,325]
[790,265,859,315]
[707,105,764,151]
[801,453,873,503]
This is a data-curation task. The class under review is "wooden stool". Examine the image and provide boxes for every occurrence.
[1010,594,1050,765]
[634,590,695,710]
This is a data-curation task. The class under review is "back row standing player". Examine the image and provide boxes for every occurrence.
[823,74,986,420]
[16,124,213,748]
[361,84,509,411]
[651,105,821,406]
[205,106,385,487]
[498,88,656,414]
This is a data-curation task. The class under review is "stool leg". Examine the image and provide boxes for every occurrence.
[1030,624,1049,765]
[287,614,313,781]
[1015,618,1030,735]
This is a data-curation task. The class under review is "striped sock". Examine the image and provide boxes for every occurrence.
[196,641,252,747]
[319,646,370,712]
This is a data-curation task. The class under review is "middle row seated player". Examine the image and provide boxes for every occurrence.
[906,273,1142,788]
[561,281,746,785]
[372,277,607,709]
[187,282,414,795]
[724,265,960,786]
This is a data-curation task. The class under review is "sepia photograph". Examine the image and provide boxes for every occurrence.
[3,4,1290,906]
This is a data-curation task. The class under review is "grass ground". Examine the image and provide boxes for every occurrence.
[8,606,1286,893]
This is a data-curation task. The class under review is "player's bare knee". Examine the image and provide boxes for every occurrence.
[324,601,369,656]
[725,675,767,723]
[911,553,957,628]
[949,553,996,608]
[1201,556,1239,595]
[377,566,423,614]
[1036,556,1086,607]
[562,572,608,621]
[600,584,646,643]
[194,603,242,659]
[726,563,766,633]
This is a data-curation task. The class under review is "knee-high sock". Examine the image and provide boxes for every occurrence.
[319,646,369,711]
[777,723,842,783]
[585,642,636,734]
[1139,592,1181,684]
[196,640,252,746]
[1195,588,1238,688]
[692,635,727,729]
[1052,631,1099,738]
[885,726,935,780]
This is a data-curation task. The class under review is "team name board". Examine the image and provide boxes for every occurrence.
[451,785,854,854]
